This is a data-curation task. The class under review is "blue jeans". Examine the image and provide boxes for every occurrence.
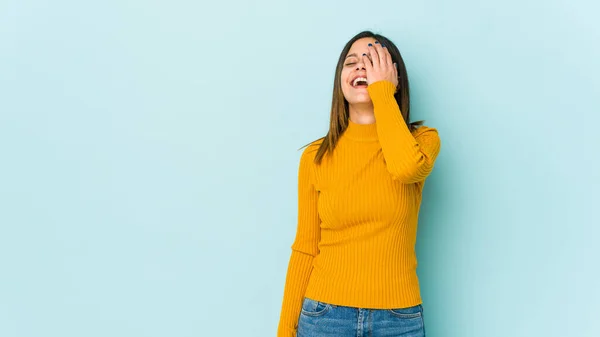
[297,297,426,337]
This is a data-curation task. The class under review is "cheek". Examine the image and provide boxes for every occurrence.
[341,68,351,80]
[340,72,351,87]
[340,78,351,92]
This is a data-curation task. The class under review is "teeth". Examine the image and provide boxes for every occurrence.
[353,77,368,87]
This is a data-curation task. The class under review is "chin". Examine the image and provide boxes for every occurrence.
[346,96,372,105]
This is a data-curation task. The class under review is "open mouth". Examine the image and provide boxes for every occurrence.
[351,77,368,88]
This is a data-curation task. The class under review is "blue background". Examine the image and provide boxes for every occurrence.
[1,0,598,336]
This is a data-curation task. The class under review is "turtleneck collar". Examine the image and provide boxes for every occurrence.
[343,118,378,141]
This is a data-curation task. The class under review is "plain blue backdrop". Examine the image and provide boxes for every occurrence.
[1,0,599,336]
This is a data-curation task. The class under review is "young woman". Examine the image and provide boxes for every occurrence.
[277,30,441,337]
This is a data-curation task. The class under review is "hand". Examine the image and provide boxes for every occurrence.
[362,41,399,89]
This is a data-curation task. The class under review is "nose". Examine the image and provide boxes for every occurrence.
[355,55,368,70]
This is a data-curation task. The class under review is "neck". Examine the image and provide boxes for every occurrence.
[344,116,378,142]
[348,102,375,125]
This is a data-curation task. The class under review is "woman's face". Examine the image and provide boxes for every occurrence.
[341,37,378,105]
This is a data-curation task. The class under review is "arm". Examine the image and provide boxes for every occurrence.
[277,144,321,337]
[367,80,441,184]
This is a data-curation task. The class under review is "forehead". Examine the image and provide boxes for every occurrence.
[346,37,378,55]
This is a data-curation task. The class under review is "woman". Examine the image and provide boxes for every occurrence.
[277,31,441,337]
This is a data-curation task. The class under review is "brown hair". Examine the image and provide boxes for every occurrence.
[301,30,423,164]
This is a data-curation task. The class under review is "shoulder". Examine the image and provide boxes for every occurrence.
[300,138,324,163]
[411,125,440,139]
[411,125,441,154]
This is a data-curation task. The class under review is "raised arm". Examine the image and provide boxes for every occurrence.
[277,143,321,337]
[367,80,441,184]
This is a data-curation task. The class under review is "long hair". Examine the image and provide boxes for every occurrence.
[301,30,423,164]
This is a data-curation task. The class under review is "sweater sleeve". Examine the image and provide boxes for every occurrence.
[367,80,442,184]
[277,144,321,337]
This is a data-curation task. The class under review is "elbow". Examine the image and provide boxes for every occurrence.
[388,162,434,184]
[387,131,441,183]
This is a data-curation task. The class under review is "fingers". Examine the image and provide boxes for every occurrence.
[362,54,372,85]
[373,41,388,67]
[375,43,393,67]
[368,43,380,69]
[365,40,396,86]
[371,41,395,71]
[362,52,373,74]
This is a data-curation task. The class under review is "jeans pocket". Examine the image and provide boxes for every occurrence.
[300,297,332,317]
[387,304,423,319]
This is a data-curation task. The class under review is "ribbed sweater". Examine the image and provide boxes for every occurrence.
[277,80,442,337]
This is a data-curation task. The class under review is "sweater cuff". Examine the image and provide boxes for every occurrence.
[277,325,296,337]
[367,80,397,106]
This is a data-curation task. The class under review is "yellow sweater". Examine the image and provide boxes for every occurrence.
[277,80,441,337]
